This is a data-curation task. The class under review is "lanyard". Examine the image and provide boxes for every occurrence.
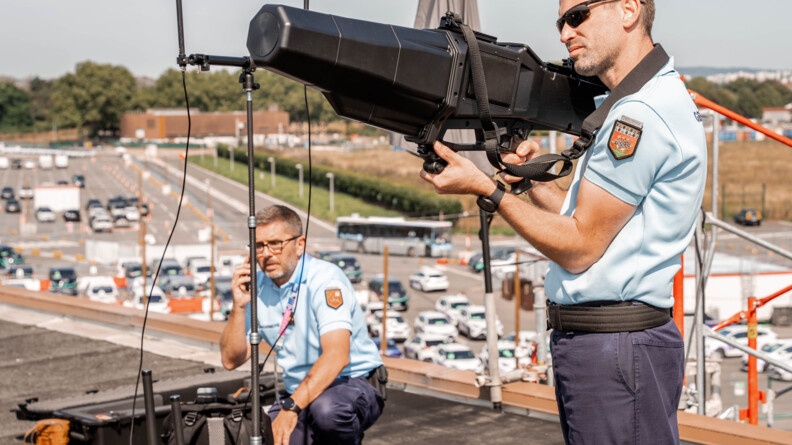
[277,255,305,337]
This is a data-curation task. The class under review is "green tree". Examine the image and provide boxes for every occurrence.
[28,77,54,131]
[50,61,137,137]
[0,81,34,131]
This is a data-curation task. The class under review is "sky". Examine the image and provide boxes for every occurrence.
[0,0,790,81]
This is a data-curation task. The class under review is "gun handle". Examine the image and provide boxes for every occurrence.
[417,144,447,174]
[509,178,533,195]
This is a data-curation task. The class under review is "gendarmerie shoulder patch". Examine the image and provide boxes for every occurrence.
[325,288,343,309]
[608,116,643,160]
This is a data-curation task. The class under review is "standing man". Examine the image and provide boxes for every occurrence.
[421,1,705,443]
[220,205,385,445]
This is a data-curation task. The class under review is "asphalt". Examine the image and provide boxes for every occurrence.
[0,314,564,444]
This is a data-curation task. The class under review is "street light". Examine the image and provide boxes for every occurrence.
[326,172,334,213]
[268,156,276,189]
[296,163,304,198]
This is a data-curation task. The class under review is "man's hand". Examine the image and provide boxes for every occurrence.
[230,256,253,311]
[420,141,495,196]
[272,410,299,445]
[498,139,541,185]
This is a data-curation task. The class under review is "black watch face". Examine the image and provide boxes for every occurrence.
[282,398,294,409]
[477,196,496,213]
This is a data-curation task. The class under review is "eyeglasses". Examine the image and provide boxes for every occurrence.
[250,235,300,254]
[556,0,619,33]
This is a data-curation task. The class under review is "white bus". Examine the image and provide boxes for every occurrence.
[336,215,453,258]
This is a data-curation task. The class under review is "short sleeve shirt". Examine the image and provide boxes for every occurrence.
[246,254,382,393]
[544,58,707,309]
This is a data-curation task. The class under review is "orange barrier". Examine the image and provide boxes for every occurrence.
[167,297,204,313]
[113,276,127,289]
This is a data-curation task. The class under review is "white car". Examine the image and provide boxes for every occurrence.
[478,340,529,374]
[90,213,114,233]
[403,333,453,362]
[413,310,458,341]
[368,311,411,343]
[435,293,471,327]
[125,284,171,314]
[431,343,483,374]
[409,267,449,292]
[741,339,792,373]
[18,185,33,199]
[503,330,539,360]
[83,280,119,304]
[35,207,56,222]
[457,305,504,340]
[706,325,778,359]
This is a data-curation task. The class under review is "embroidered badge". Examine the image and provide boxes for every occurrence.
[608,116,643,160]
[325,288,343,309]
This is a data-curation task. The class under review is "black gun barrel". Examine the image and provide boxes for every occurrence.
[247,4,605,145]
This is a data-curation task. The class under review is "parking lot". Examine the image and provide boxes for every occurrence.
[3,147,792,429]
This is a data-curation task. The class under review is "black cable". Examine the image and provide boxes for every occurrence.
[128,69,193,445]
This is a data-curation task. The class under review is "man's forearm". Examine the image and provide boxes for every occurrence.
[526,181,566,214]
[219,306,251,370]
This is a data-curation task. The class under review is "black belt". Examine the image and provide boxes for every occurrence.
[546,300,671,333]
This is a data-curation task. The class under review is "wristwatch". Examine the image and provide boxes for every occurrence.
[281,397,302,414]
[476,182,506,213]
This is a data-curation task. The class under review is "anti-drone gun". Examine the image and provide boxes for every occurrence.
[243,4,607,185]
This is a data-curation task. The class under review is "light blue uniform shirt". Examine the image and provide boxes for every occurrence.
[246,254,382,393]
[545,58,707,309]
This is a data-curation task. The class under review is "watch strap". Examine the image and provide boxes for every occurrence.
[477,182,506,213]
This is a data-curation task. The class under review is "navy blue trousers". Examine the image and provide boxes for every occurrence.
[550,319,684,445]
[268,376,384,445]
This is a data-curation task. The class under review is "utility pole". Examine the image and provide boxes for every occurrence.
[381,245,389,355]
[207,179,216,321]
[513,250,521,369]
[138,169,148,304]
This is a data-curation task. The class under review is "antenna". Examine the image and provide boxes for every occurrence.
[175,0,187,69]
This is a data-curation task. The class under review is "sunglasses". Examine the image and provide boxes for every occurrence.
[556,0,620,33]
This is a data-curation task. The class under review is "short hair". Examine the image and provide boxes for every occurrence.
[255,205,303,236]
[640,0,655,37]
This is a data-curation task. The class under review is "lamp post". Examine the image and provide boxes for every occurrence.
[326,172,335,213]
[268,156,276,189]
[296,163,303,198]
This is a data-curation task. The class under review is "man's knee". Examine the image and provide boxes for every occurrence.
[310,394,355,432]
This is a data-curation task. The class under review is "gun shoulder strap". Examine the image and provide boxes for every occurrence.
[501,44,670,183]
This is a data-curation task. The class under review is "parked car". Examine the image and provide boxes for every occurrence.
[48,266,78,296]
[371,337,403,358]
[413,310,458,341]
[214,277,234,320]
[158,275,197,297]
[0,244,24,268]
[706,324,778,360]
[86,198,103,211]
[151,258,185,277]
[83,280,120,304]
[90,213,114,233]
[741,339,792,373]
[435,293,471,327]
[324,253,362,284]
[125,285,170,314]
[368,275,409,311]
[187,258,213,287]
[478,341,524,374]
[4,198,21,213]
[1,186,15,199]
[409,266,449,292]
[457,305,504,340]
[11,159,22,169]
[431,343,483,373]
[18,185,33,199]
[71,174,85,188]
[403,333,453,362]
[368,311,411,343]
[468,246,516,273]
[35,207,57,223]
[733,208,762,226]
[63,209,81,222]
[7,265,34,278]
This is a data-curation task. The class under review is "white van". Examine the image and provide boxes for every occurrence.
[38,155,53,170]
[0,157,9,169]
